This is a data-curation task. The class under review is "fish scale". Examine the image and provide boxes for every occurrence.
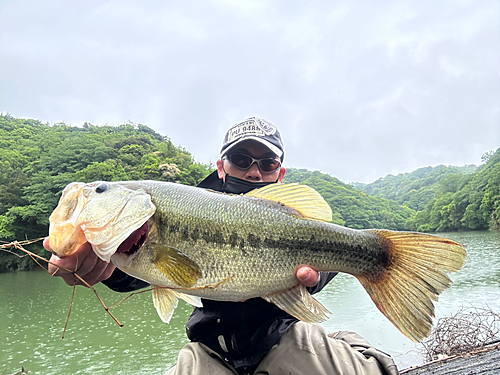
[139,183,379,296]
[48,180,466,342]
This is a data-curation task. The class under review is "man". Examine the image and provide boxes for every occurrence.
[44,117,399,375]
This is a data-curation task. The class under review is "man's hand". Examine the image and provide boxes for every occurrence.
[296,266,320,287]
[43,238,116,287]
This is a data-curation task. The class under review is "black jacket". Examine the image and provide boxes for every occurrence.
[103,172,337,370]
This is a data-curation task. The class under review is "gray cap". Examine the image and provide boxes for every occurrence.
[220,117,285,160]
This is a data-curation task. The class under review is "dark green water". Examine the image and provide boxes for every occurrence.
[1,230,499,374]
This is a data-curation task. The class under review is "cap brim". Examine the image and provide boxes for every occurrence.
[220,136,283,159]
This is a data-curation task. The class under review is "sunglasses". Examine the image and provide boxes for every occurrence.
[224,153,282,173]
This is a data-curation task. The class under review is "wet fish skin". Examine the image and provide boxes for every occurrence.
[48,180,466,342]
[49,181,155,262]
[113,181,385,296]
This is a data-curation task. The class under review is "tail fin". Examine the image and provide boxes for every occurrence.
[356,230,466,342]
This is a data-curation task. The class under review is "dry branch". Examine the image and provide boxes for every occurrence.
[421,306,500,361]
[1,240,125,336]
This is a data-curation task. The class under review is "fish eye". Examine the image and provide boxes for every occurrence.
[95,183,108,193]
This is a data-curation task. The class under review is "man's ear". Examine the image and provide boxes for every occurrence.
[217,159,225,180]
[277,167,286,183]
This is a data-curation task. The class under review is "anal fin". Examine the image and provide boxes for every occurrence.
[263,283,330,323]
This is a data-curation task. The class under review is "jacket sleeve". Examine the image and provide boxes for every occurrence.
[101,268,149,292]
[307,272,337,295]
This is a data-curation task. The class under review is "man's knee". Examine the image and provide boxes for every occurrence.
[164,342,238,375]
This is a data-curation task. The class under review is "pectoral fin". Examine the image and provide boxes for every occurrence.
[153,245,202,287]
[263,283,330,323]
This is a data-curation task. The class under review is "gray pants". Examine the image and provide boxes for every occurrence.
[165,322,399,375]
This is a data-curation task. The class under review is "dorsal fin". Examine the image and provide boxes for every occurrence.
[245,183,332,222]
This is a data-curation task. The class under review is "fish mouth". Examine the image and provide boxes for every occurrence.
[115,221,148,258]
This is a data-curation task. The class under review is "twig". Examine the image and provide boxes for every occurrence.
[421,306,500,361]
[1,240,124,332]
[62,285,77,339]
[108,288,156,309]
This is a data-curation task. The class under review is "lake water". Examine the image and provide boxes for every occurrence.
[1,230,499,374]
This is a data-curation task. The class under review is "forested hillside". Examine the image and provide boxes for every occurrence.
[1,114,498,272]
[353,149,500,232]
[283,169,415,230]
[0,114,212,271]
[0,114,418,272]
[405,149,500,232]
[352,165,477,211]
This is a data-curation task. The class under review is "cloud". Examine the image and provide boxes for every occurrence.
[1,0,498,182]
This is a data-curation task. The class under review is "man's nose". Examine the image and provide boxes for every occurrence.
[244,162,262,180]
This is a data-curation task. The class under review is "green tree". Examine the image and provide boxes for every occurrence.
[0,114,212,272]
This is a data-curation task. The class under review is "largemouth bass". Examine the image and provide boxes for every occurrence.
[48,180,465,342]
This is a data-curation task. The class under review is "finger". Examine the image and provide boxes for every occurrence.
[47,242,94,275]
[48,254,68,276]
[54,253,99,287]
[99,263,117,282]
[45,241,114,287]
[296,266,319,287]
[58,247,115,287]
[72,249,100,279]
[43,237,51,252]
[60,272,79,286]
[44,238,65,276]
[47,242,93,283]
[81,259,116,286]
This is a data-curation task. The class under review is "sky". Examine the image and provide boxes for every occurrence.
[1,0,499,183]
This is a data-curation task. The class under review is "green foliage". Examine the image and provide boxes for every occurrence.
[284,169,415,230]
[0,114,212,272]
[353,164,477,211]
[1,113,498,272]
[290,151,500,234]
[396,149,500,232]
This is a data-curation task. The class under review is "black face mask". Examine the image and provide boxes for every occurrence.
[221,174,277,194]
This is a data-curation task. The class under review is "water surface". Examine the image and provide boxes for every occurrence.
[1,230,499,374]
